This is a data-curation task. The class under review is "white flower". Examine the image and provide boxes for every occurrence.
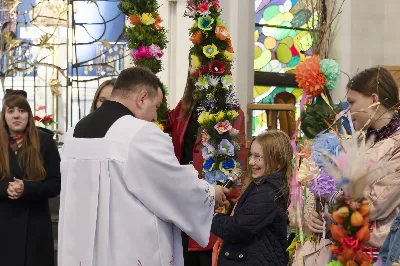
[222,75,233,88]
[195,76,209,90]
[208,75,220,87]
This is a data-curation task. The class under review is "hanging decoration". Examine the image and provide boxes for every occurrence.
[119,0,170,127]
[184,0,241,184]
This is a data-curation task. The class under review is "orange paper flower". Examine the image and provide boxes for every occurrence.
[153,15,163,30]
[190,31,203,44]
[215,25,230,40]
[129,14,141,25]
[331,224,348,242]
[226,39,234,53]
[295,55,327,97]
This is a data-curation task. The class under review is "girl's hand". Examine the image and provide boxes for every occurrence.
[214,200,230,214]
[306,211,324,233]
[392,263,400,266]
[7,178,24,199]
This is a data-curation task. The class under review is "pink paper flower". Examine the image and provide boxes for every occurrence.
[149,44,164,60]
[214,120,232,134]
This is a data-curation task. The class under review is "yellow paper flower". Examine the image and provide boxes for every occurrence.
[154,121,165,131]
[198,111,210,124]
[224,50,235,61]
[190,55,201,71]
[228,110,239,119]
[216,111,225,121]
[203,44,219,58]
[141,13,156,25]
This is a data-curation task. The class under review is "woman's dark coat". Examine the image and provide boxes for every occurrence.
[0,130,61,266]
[211,172,289,266]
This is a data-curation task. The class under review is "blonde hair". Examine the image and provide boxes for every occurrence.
[243,130,293,200]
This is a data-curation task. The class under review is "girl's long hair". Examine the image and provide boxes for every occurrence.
[0,95,45,181]
[243,130,293,201]
[181,73,197,118]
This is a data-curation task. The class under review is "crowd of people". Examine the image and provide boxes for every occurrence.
[0,66,399,266]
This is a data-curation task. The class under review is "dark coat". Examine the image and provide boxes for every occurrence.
[0,130,61,266]
[211,172,289,266]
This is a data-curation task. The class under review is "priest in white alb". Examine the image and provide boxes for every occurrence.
[58,67,229,266]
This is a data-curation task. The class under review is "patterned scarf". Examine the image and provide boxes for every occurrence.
[9,134,24,154]
[366,111,400,143]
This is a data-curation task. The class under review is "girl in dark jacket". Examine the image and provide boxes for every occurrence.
[211,130,292,266]
[0,94,61,266]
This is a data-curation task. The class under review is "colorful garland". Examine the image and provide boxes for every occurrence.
[119,0,169,126]
[184,0,241,184]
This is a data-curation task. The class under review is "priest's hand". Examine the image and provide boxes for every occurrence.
[7,177,24,200]
[212,185,229,209]
[306,210,324,233]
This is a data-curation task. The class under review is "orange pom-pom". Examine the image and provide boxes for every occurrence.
[346,261,358,266]
[355,251,372,265]
[295,55,326,97]
[190,31,203,44]
[356,225,370,242]
[350,211,364,227]
[331,224,348,242]
[342,248,355,261]
[337,255,348,265]
[333,211,344,225]
[129,14,141,25]
[359,204,370,217]
[215,25,230,40]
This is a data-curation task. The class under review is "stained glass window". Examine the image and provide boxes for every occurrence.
[253,0,314,136]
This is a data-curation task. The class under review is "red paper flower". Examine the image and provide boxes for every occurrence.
[198,2,210,14]
[193,66,209,78]
[43,115,53,121]
[342,237,361,250]
[33,116,41,121]
[209,60,226,74]
[295,55,327,97]
[212,1,220,9]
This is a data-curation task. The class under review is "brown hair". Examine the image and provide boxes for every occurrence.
[181,73,197,118]
[347,67,400,110]
[90,78,116,113]
[0,95,46,181]
[243,130,293,200]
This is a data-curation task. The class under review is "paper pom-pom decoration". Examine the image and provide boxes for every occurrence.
[308,169,337,197]
[295,55,327,97]
[320,59,340,91]
[298,158,320,186]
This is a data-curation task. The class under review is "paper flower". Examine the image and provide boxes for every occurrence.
[295,55,327,97]
[195,76,209,90]
[215,120,232,134]
[197,1,211,16]
[222,75,233,88]
[320,59,340,91]
[311,132,341,168]
[131,46,153,61]
[204,170,226,184]
[198,111,210,124]
[129,14,141,25]
[219,158,235,175]
[308,170,337,197]
[198,16,214,31]
[190,31,203,44]
[202,143,216,160]
[228,110,239,119]
[212,1,221,11]
[152,15,163,30]
[229,128,239,136]
[201,129,210,144]
[208,75,220,87]
[190,55,201,70]
[149,44,164,59]
[224,50,235,61]
[140,13,156,25]
[203,44,219,58]
[215,111,225,121]
[203,158,215,172]
[297,158,320,186]
[154,121,165,131]
[218,139,235,156]
[209,60,225,74]
[215,25,230,40]
[226,39,234,53]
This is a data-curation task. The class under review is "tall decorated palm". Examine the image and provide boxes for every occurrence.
[184,0,242,184]
[119,0,169,128]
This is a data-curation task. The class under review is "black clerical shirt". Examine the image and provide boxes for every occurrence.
[74,100,134,138]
